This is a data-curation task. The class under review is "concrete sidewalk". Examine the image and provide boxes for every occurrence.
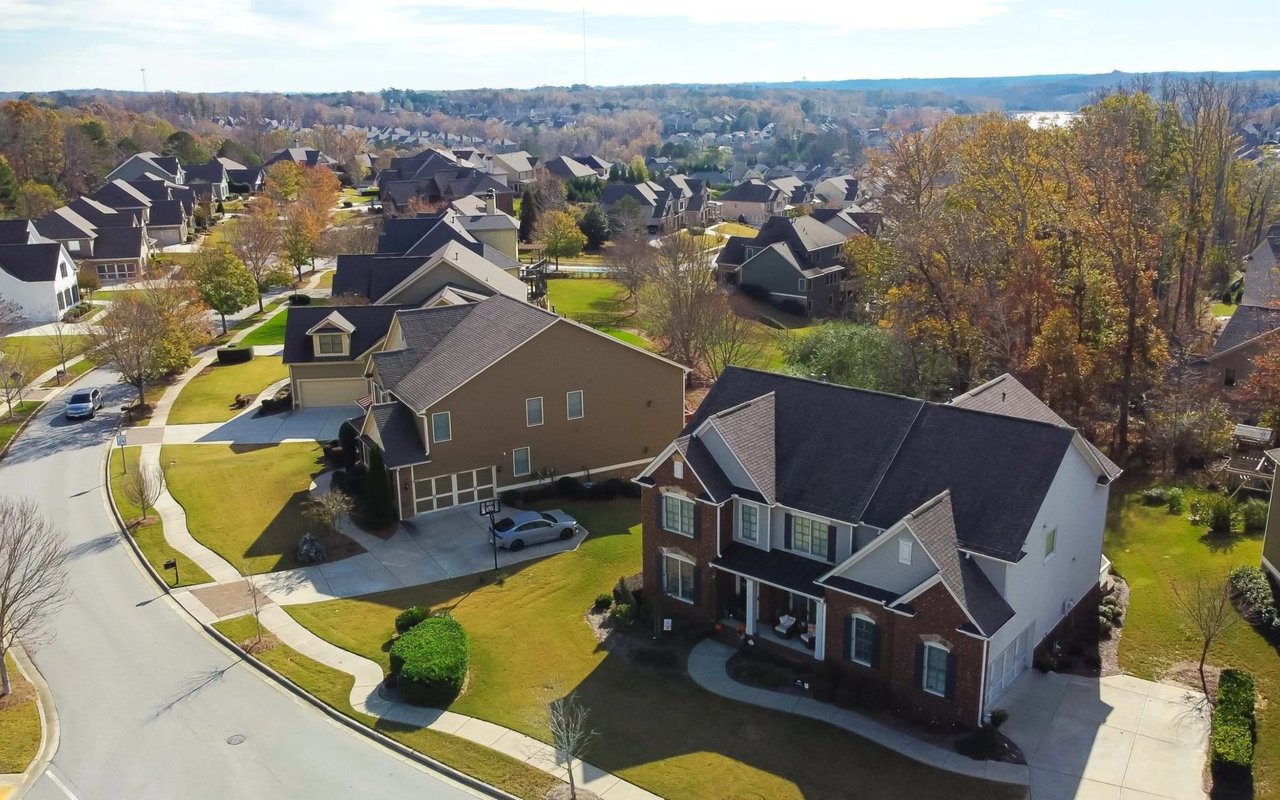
[687,639,1031,786]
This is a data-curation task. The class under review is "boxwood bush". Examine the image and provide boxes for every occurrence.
[1211,669,1256,781]
[389,614,469,707]
[216,344,253,365]
[395,605,432,634]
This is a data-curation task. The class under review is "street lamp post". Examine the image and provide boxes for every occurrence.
[480,498,501,573]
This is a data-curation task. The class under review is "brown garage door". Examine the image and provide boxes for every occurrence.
[297,378,366,408]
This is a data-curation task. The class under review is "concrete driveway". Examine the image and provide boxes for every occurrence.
[999,670,1209,800]
[257,503,588,605]
[128,405,356,446]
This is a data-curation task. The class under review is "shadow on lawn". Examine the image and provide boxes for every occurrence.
[1199,531,1263,554]
[241,482,366,572]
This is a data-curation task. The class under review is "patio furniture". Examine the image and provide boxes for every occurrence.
[775,614,797,638]
[799,623,817,650]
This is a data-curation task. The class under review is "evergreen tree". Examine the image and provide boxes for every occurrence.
[0,156,18,210]
[362,448,397,527]
[518,188,539,243]
[578,204,611,249]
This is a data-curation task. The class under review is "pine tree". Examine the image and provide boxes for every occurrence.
[0,156,16,210]
[518,188,539,243]
[362,448,397,527]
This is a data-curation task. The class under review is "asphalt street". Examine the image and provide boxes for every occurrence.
[1,369,487,800]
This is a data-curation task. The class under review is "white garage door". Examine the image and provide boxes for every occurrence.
[413,467,497,515]
[985,626,1030,710]
[297,378,367,408]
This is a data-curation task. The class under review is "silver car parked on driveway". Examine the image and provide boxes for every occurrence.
[491,509,579,551]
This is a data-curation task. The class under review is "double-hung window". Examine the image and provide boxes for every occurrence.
[317,333,345,355]
[739,502,759,542]
[525,397,544,427]
[662,494,695,536]
[1044,528,1057,561]
[663,554,695,603]
[851,616,876,666]
[791,515,828,558]
[922,643,950,696]
[566,390,584,420]
[430,411,451,443]
[512,446,531,476]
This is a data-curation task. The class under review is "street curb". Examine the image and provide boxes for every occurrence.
[0,366,94,462]
[10,646,58,800]
[100,447,519,800]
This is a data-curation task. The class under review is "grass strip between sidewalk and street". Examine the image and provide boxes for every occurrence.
[212,615,558,799]
[109,446,213,588]
[0,654,40,774]
[0,402,42,454]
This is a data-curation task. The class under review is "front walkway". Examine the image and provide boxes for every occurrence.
[686,640,1031,786]
[1000,669,1209,800]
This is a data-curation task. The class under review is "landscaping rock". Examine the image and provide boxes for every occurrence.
[295,532,326,565]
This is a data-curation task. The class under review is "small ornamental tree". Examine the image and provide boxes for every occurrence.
[188,244,258,334]
[536,209,587,269]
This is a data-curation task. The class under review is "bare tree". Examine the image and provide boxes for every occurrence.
[303,489,354,535]
[0,298,24,338]
[47,319,77,384]
[0,347,35,420]
[643,234,721,370]
[1171,572,1241,701]
[605,233,656,307]
[548,692,598,800]
[318,218,382,258]
[703,293,768,378]
[223,199,288,312]
[0,497,70,696]
[121,462,165,523]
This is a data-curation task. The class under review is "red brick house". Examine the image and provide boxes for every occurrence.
[636,368,1119,726]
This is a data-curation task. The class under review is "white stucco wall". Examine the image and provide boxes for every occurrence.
[0,248,79,323]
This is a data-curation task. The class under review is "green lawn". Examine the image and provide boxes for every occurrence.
[286,500,1022,800]
[1107,488,1279,794]
[715,221,759,238]
[0,401,41,453]
[546,278,633,327]
[40,358,95,388]
[316,271,334,291]
[109,447,212,588]
[1212,302,1235,318]
[91,288,141,301]
[0,654,40,774]
[166,357,288,425]
[213,615,557,799]
[162,442,362,574]
[239,311,289,347]
[0,334,89,380]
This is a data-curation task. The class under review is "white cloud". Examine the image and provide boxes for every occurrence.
[1042,7,1083,19]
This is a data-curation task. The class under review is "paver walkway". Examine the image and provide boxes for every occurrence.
[129,267,659,800]
[687,640,1031,786]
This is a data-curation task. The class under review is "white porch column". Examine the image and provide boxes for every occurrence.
[814,601,827,660]
[745,579,758,635]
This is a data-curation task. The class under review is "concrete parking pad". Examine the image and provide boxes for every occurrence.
[1001,670,1209,800]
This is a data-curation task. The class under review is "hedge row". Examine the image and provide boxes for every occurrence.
[1210,669,1256,781]
[389,614,469,707]
[1228,565,1280,630]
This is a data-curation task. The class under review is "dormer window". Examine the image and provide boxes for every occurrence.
[317,333,346,355]
[306,311,356,359]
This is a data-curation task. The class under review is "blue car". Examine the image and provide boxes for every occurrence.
[64,388,103,420]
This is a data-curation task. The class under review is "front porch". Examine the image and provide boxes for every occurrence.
[716,571,827,662]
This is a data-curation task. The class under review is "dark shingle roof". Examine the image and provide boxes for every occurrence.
[687,368,1079,562]
[367,403,427,468]
[92,179,152,210]
[35,208,96,241]
[282,305,407,364]
[712,544,828,598]
[0,220,38,245]
[90,226,145,259]
[673,435,733,503]
[332,255,431,302]
[720,179,781,203]
[0,243,63,282]
[149,199,186,227]
[185,161,227,183]
[1242,227,1280,308]
[386,295,557,412]
[1212,304,1280,356]
[705,393,776,501]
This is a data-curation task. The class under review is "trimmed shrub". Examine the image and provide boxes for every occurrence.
[1191,494,1238,534]
[338,421,358,472]
[500,489,522,507]
[1140,486,1167,505]
[288,293,312,306]
[1164,487,1185,514]
[388,615,469,707]
[1210,669,1256,781]
[621,480,642,499]
[395,605,432,634]
[556,475,582,498]
[593,593,613,612]
[858,680,890,712]
[216,345,253,365]
[609,602,634,624]
[1229,565,1280,630]
[1242,498,1268,532]
[604,478,624,499]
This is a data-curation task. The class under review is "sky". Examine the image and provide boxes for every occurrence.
[0,0,1274,93]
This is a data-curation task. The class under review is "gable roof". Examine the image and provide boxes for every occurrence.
[89,225,146,260]
[185,160,227,183]
[0,243,64,283]
[0,220,42,245]
[365,402,428,468]
[332,255,432,302]
[149,199,187,227]
[686,368,1080,562]
[92,179,153,210]
[1211,304,1280,357]
[282,304,407,364]
[66,197,136,228]
[704,393,776,501]
[1242,225,1280,308]
[721,179,781,204]
[376,295,558,412]
[35,207,97,241]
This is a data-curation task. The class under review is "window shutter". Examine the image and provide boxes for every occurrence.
[945,652,957,699]
[692,502,700,542]
[914,643,925,689]
[843,616,853,662]
[870,623,881,670]
[655,491,666,532]
[653,549,666,597]
[784,514,793,549]
[826,524,837,562]
[692,566,702,607]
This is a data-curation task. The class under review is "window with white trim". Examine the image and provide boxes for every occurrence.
[852,615,877,666]
[1044,528,1057,560]
[512,446,531,476]
[430,412,451,443]
[898,539,913,565]
[923,642,949,696]
[317,333,345,355]
[566,390,584,420]
[739,502,759,542]
[662,553,695,603]
[673,460,684,479]
[798,278,807,291]
[792,515,828,558]
[662,494,695,537]
[525,396,543,427]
